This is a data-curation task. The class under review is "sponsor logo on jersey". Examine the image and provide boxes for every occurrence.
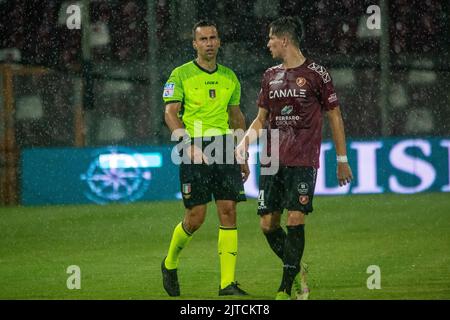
[163,83,175,98]
[275,115,301,121]
[281,105,294,115]
[307,62,331,83]
[209,89,216,98]
[205,81,219,85]
[269,89,306,99]
[328,93,338,103]
[269,79,283,85]
[296,77,307,87]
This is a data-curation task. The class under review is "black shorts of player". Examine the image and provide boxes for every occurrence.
[257,166,317,216]
[179,135,246,209]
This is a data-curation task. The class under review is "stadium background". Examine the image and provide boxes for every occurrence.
[0,0,449,300]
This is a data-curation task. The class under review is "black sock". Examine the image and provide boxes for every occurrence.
[264,227,286,260]
[278,224,305,295]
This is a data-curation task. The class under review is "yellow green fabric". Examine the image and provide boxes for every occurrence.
[218,227,238,289]
[165,222,192,270]
[163,60,241,137]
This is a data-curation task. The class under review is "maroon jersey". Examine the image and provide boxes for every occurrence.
[257,59,339,168]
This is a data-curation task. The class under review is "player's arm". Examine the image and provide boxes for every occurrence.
[235,107,268,161]
[165,102,207,164]
[326,106,353,186]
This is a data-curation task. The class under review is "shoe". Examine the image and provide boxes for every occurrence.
[297,287,310,300]
[294,262,310,300]
[161,257,180,296]
[218,282,249,296]
[275,291,291,300]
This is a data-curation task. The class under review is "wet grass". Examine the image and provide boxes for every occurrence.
[0,193,449,300]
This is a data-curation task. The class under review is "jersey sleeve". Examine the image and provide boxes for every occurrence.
[162,68,183,104]
[317,68,339,111]
[228,71,241,105]
[256,71,269,110]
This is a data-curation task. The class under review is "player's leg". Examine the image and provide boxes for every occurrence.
[276,210,306,296]
[258,170,285,260]
[285,211,310,300]
[277,166,316,299]
[260,211,285,260]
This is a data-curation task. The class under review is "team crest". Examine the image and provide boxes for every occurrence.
[209,89,216,98]
[296,77,306,87]
[182,183,191,199]
[299,195,309,205]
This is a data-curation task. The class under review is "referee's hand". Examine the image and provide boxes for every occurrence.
[187,144,209,165]
[337,162,353,186]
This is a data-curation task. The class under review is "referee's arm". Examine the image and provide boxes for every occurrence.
[165,102,186,139]
[229,105,250,181]
[228,105,246,136]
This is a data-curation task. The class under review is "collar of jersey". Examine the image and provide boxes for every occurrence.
[193,60,218,74]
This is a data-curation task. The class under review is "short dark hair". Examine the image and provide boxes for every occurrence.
[269,16,304,47]
[192,20,218,40]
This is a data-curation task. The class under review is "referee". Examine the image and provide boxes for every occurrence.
[161,20,249,297]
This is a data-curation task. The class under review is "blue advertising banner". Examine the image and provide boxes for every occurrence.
[21,146,179,205]
[21,138,450,205]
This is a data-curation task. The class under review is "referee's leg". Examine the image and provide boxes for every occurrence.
[162,204,207,296]
[216,200,248,295]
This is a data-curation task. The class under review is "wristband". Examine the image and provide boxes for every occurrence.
[337,155,348,163]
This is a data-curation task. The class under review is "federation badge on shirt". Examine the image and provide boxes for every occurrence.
[209,89,216,99]
[163,83,175,98]
[182,183,191,199]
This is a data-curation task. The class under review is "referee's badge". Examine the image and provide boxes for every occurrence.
[182,183,191,199]
[209,89,216,99]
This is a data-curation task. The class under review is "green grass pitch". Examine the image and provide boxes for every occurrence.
[0,193,449,300]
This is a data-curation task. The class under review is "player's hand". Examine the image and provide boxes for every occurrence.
[240,163,250,183]
[337,162,353,186]
[235,142,248,164]
[187,144,209,165]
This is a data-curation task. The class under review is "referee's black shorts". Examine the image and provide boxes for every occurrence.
[178,134,246,209]
[257,166,317,216]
